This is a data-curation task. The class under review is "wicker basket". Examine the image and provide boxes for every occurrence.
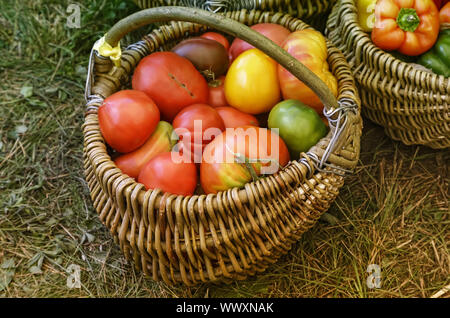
[83,7,362,285]
[326,0,450,149]
[132,0,337,27]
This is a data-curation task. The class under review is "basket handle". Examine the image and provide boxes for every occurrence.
[98,6,339,110]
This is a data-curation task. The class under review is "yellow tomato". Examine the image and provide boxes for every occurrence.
[224,48,280,115]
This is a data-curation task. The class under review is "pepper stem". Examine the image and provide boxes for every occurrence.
[396,8,420,32]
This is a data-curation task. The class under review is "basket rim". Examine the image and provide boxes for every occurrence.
[83,9,362,206]
[132,0,338,16]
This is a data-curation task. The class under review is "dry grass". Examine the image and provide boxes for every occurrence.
[0,0,448,298]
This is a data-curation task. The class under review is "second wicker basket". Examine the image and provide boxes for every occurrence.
[326,0,449,149]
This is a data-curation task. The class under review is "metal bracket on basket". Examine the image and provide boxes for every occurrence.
[203,0,226,12]
[85,44,97,103]
[202,0,257,12]
[84,41,109,111]
[299,97,359,178]
[84,38,151,111]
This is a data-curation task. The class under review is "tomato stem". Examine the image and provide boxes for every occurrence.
[243,161,259,182]
[208,77,223,88]
[226,144,260,182]
[201,69,215,82]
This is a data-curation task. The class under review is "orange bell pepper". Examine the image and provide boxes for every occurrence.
[371,0,440,56]
[441,2,450,23]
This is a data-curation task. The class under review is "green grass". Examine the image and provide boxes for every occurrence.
[0,0,449,298]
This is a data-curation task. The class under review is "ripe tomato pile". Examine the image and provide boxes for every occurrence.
[98,24,337,196]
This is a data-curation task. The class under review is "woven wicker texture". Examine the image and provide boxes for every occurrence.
[326,0,450,149]
[83,9,362,285]
[132,0,336,22]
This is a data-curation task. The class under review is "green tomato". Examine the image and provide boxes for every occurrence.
[268,99,327,159]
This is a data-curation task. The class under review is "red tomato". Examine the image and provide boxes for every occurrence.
[200,126,290,194]
[172,104,225,163]
[228,23,291,62]
[138,152,198,196]
[215,106,259,128]
[207,76,228,107]
[98,90,160,153]
[201,32,230,51]
[132,52,209,121]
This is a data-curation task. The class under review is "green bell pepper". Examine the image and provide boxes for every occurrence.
[417,29,450,77]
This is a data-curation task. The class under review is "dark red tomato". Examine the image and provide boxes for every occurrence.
[215,106,259,129]
[228,23,291,62]
[132,52,209,121]
[171,37,229,78]
[201,32,230,51]
[172,103,225,163]
[138,152,197,196]
[207,76,227,107]
[98,90,160,153]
